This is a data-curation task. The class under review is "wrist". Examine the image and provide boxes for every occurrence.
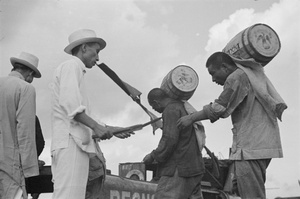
[190,112,198,122]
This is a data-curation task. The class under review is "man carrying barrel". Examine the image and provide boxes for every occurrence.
[143,88,205,199]
[177,51,287,198]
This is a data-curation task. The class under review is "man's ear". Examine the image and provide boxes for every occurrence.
[154,100,163,108]
[152,100,159,106]
[221,63,229,73]
[149,100,157,107]
[80,44,87,53]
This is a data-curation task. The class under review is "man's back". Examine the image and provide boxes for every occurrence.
[0,74,35,134]
[155,100,205,177]
[0,73,38,198]
[222,69,283,160]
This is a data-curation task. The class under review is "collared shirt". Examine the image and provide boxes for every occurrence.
[51,56,96,153]
[0,71,38,181]
[151,100,205,177]
[203,68,283,160]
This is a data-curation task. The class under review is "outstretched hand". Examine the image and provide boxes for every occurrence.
[114,131,135,139]
[92,126,135,140]
[92,123,113,140]
[177,114,194,130]
[109,126,135,139]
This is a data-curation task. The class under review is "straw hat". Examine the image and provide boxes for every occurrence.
[10,52,41,78]
[64,29,106,54]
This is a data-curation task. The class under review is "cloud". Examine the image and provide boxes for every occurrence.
[205,8,255,53]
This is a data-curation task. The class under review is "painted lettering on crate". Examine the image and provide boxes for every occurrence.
[110,190,155,199]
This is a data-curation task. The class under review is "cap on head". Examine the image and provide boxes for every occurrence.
[64,29,106,54]
[10,52,41,78]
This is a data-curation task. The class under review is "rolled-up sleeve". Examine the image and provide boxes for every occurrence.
[58,62,86,119]
[204,70,250,123]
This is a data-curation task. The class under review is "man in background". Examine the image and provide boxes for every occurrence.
[0,52,42,199]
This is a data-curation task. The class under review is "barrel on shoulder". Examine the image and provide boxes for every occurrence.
[160,65,199,101]
[223,23,281,66]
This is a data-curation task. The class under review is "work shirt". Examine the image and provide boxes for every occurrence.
[151,100,205,177]
[203,68,283,160]
[0,71,39,196]
[51,56,96,154]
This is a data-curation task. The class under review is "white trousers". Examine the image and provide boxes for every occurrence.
[51,136,89,199]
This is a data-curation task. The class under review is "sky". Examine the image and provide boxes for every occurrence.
[0,0,299,198]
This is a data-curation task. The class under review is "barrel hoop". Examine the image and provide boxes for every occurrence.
[163,83,195,100]
[164,73,180,99]
[241,28,255,60]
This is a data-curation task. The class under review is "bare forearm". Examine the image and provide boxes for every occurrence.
[74,111,105,131]
[177,108,210,129]
[190,109,209,122]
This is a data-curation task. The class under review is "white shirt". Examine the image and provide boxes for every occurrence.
[51,56,96,153]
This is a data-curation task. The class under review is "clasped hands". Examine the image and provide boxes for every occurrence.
[92,124,134,140]
[91,113,194,140]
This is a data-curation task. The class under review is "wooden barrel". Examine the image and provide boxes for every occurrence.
[160,65,198,101]
[223,23,281,66]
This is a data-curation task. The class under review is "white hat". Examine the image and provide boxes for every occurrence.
[64,29,106,54]
[10,52,41,78]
